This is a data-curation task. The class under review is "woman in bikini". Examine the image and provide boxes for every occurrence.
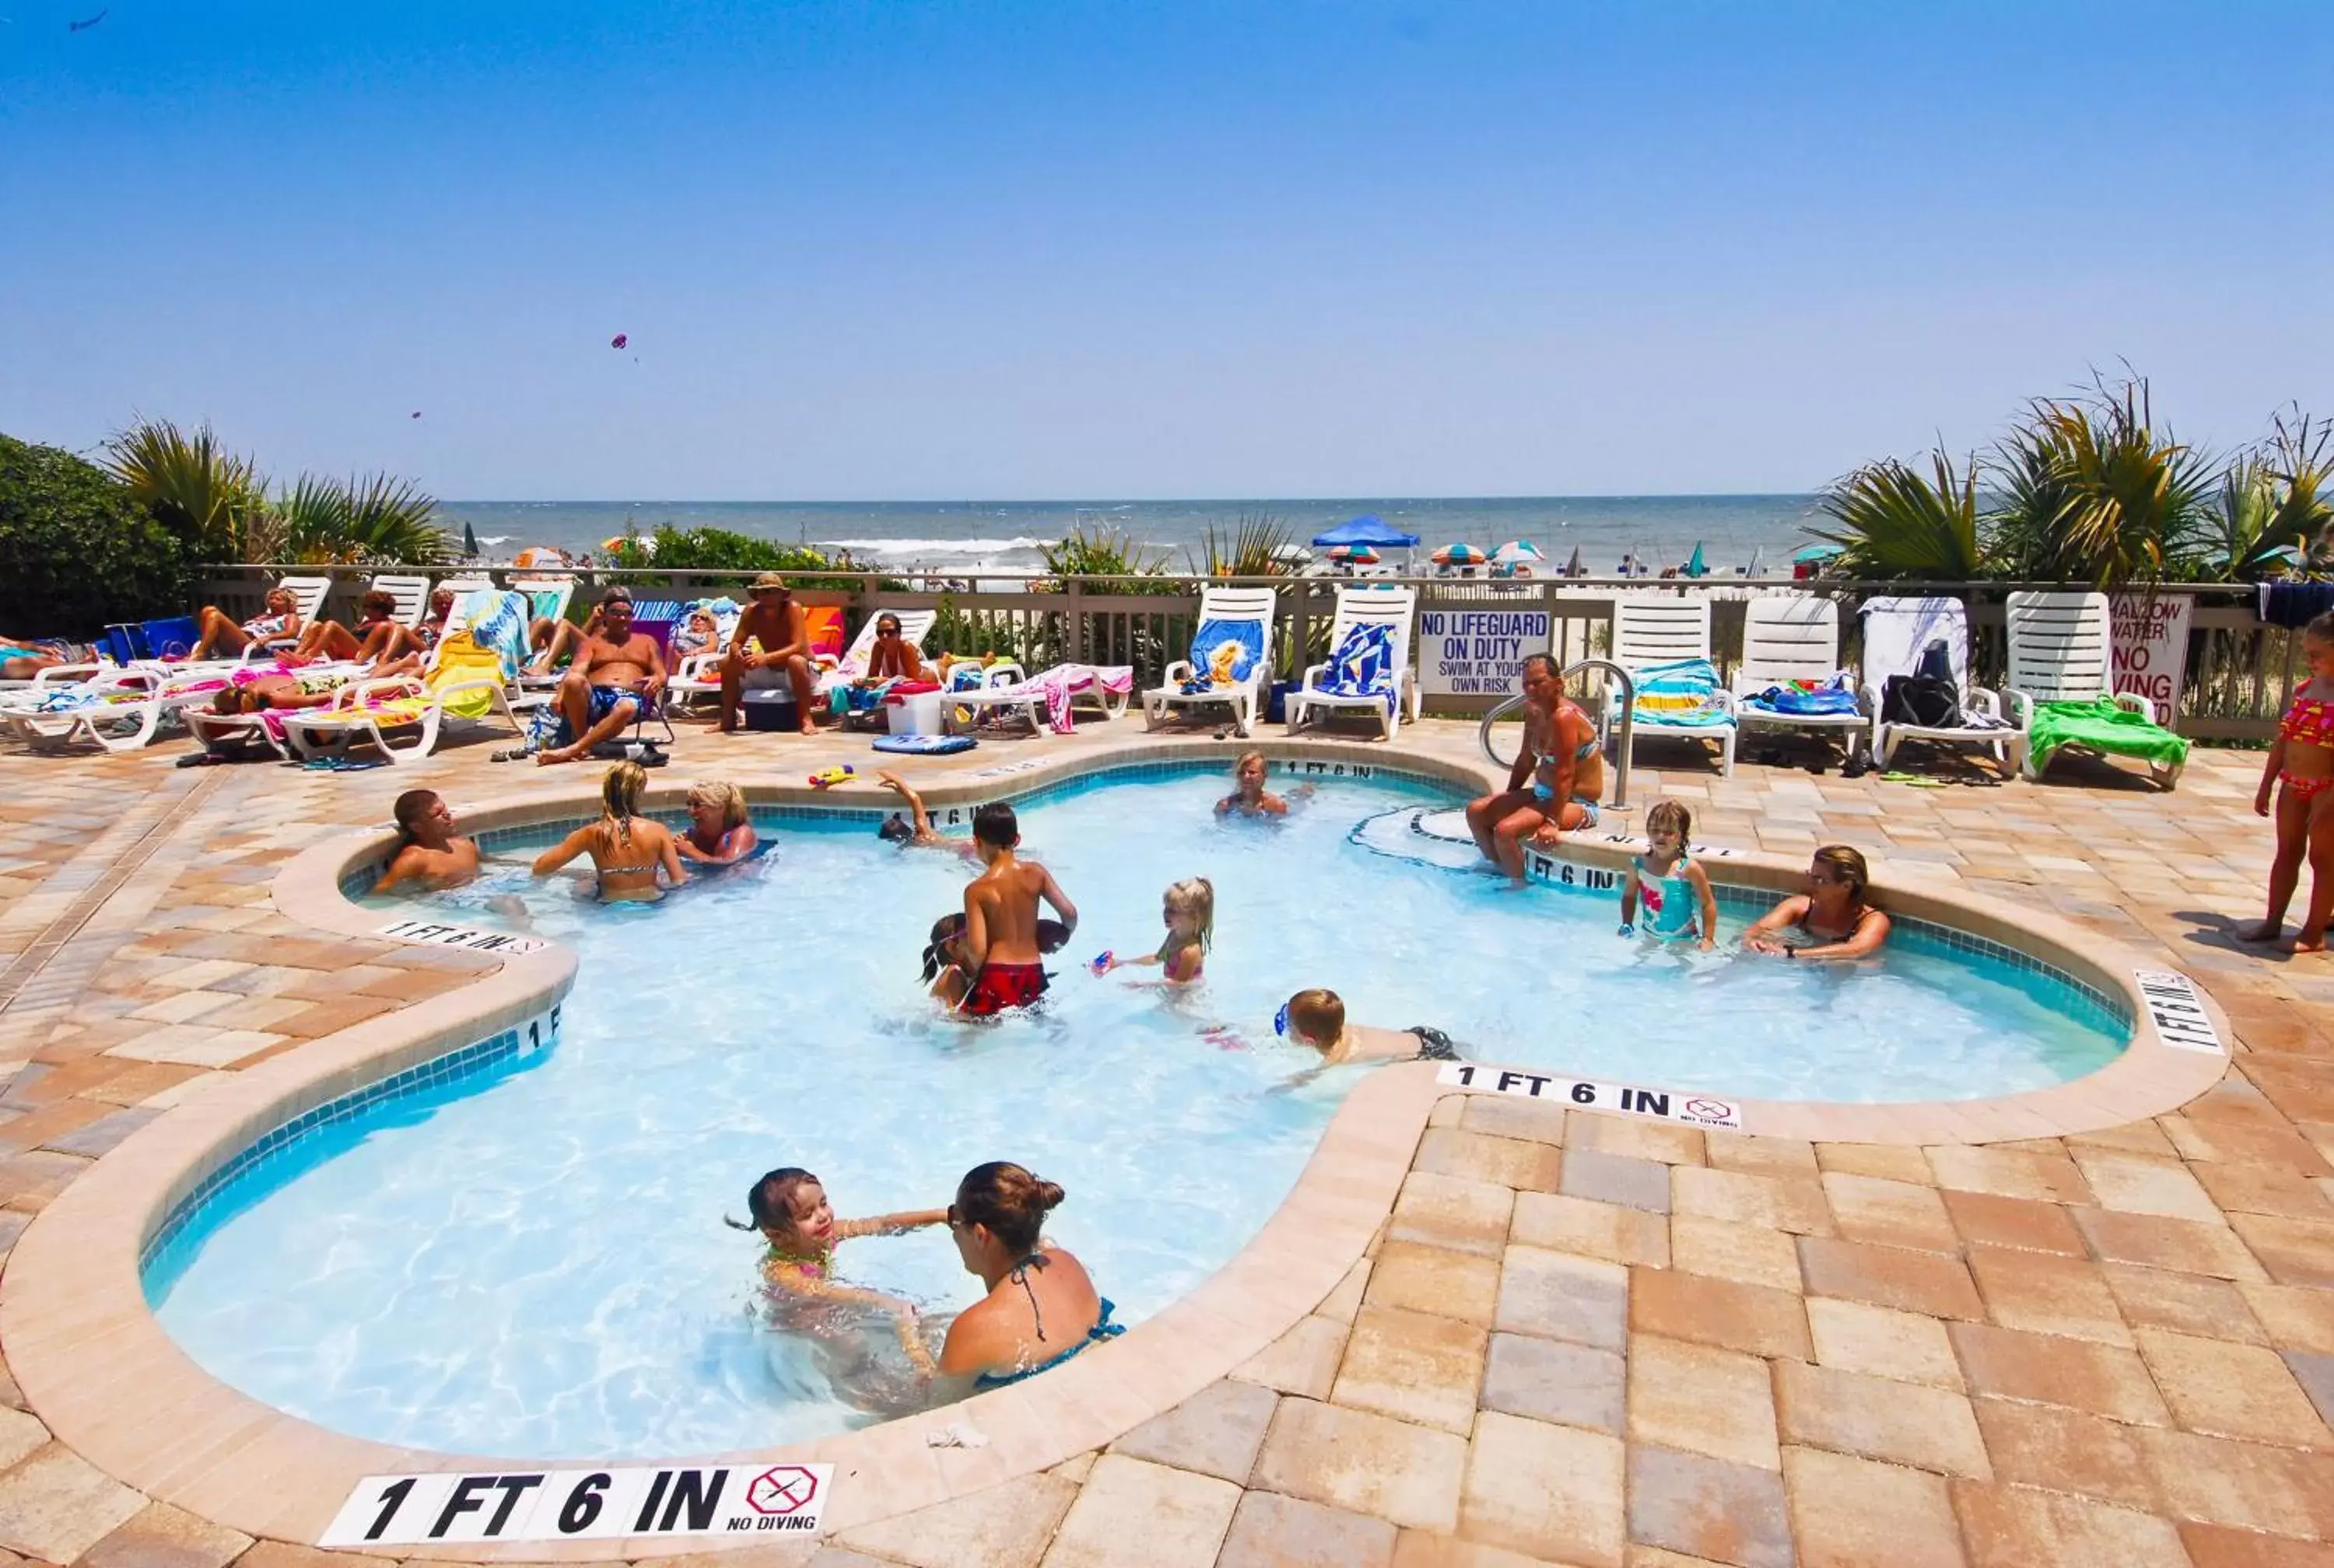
[1464,652,1605,885]
[530,761,686,902]
[2245,611,2334,951]
[1742,844,1891,961]
[860,612,926,685]
[190,586,303,661]
[937,1162,1120,1388]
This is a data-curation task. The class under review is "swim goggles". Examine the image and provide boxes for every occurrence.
[1273,1002,1290,1038]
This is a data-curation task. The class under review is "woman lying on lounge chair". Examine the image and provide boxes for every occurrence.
[0,638,70,681]
[191,587,303,661]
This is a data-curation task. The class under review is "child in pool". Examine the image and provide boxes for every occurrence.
[1095,877,1212,983]
[726,1167,946,1372]
[1278,987,1460,1065]
[1619,799,1717,950]
[926,914,1071,1008]
[2245,610,2334,951]
[1216,751,1295,817]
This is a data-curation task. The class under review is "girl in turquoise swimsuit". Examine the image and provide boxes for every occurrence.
[1619,799,1718,950]
[937,1162,1121,1388]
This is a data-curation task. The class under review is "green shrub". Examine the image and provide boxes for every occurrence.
[612,523,834,574]
[0,434,190,637]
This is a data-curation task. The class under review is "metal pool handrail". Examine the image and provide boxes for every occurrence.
[1477,658,1637,811]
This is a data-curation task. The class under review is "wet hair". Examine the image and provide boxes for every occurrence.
[921,912,968,982]
[1165,877,1214,951]
[360,589,398,620]
[688,779,747,831]
[1519,651,1561,682]
[878,814,916,845]
[391,789,441,851]
[1644,799,1692,842]
[1285,987,1344,1050]
[724,1167,821,1237]
[2308,611,2334,645]
[1812,844,1870,898]
[972,802,1018,848]
[1234,749,1266,777]
[953,1161,1064,1255]
[603,761,647,850]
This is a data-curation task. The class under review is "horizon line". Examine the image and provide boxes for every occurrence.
[435,492,1828,506]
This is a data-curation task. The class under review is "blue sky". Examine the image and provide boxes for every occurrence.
[3,1,2329,499]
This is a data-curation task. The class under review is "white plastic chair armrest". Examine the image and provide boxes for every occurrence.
[1299,660,1329,690]
[2113,691,2157,723]
[1161,660,1196,685]
[1997,688,2031,728]
[986,663,1029,688]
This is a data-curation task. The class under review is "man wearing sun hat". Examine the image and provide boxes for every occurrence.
[720,572,818,735]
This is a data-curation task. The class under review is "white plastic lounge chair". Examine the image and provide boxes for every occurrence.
[947,662,1134,734]
[1611,592,1736,776]
[2005,590,2182,789]
[815,608,937,699]
[370,575,435,627]
[1284,584,1421,741]
[277,590,532,765]
[1145,586,1277,737]
[228,574,335,661]
[1733,594,1870,747]
[0,663,230,752]
[181,661,374,758]
[1862,597,2025,776]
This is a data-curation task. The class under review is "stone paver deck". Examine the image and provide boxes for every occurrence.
[0,712,2326,1566]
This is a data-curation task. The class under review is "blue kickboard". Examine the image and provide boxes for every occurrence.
[871,733,976,755]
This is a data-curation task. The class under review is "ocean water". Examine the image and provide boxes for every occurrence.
[440,495,1826,576]
[149,768,2120,1458]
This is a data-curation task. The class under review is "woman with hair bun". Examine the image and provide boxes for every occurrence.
[937,1161,1121,1386]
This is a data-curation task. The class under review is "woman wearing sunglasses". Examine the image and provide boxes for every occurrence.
[861,612,927,685]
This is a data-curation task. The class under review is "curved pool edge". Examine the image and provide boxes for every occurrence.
[0,735,2243,1558]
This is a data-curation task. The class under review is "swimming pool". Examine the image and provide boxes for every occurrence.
[146,763,2125,1459]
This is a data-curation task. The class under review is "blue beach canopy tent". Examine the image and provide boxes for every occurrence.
[1312,516,1422,551]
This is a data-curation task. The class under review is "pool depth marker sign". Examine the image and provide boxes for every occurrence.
[1418,609,1552,698]
[376,917,547,956]
[319,1463,832,1547]
[2132,968,2224,1055]
[1439,1062,1742,1130]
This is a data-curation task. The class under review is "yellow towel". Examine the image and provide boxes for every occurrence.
[426,634,506,720]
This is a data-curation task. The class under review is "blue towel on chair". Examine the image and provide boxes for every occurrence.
[1319,621,1397,712]
[1183,618,1263,694]
[1631,658,1732,727]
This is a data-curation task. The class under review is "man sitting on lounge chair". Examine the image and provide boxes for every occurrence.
[539,590,666,766]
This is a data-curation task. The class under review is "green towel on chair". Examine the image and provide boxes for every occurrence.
[2029,696,2188,775]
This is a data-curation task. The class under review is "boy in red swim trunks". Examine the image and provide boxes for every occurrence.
[961,803,1078,1016]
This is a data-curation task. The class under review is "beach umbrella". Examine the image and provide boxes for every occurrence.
[513,545,570,570]
[1312,515,1422,550]
[462,521,479,559]
[1565,545,1583,577]
[1492,540,1544,565]
[1432,542,1486,566]
[1329,544,1382,565]
[1792,542,1845,565]
[1683,541,1709,578]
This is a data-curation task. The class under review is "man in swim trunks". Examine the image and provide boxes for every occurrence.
[720,572,819,736]
[960,802,1078,1017]
[1465,651,1606,885]
[373,789,482,893]
[538,590,667,766]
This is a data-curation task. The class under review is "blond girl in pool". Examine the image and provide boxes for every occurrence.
[1095,877,1213,983]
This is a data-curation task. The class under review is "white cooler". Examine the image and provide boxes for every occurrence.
[886,689,945,736]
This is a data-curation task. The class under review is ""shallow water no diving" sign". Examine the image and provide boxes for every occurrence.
[320,1463,832,1547]
[1439,1062,1742,1129]
[376,918,547,956]
[2132,968,2224,1055]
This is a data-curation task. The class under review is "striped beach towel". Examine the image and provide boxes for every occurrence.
[1631,658,1731,727]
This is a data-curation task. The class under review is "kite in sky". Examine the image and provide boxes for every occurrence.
[610,333,627,350]
[68,8,104,29]
[410,411,422,419]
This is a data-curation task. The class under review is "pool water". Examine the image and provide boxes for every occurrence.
[149,767,2122,1459]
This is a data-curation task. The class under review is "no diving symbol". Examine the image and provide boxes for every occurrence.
[1684,1098,1732,1121]
[749,1466,818,1516]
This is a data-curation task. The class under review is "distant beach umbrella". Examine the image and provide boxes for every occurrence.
[601,533,654,557]
[1565,546,1584,576]
[1432,542,1486,565]
[462,522,480,558]
[513,545,570,569]
[1683,541,1709,578]
[1492,540,1544,565]
[1792,542,1845,565]
[1329,544,1382,565]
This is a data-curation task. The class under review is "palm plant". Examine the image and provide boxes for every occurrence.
[2264,407,2334,570]
[276,472,446,564]
[1188,512,1292,577]
[1989,379,2213,589]
[104,418,267,558]
[1809,449,1988,579]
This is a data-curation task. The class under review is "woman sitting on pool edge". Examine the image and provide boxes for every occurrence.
[1742,844,1891,961]
[1465,653,1605,885]
[677,779,759,865]
[937,1161,1120,1387]
[530,761,686,901]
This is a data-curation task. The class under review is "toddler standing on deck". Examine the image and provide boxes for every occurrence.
[1620,799,1718,950]
[1095,877,1213,983]
[2246,611,2334,951]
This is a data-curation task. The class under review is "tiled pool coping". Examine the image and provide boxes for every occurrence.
[0,736,2238,1558]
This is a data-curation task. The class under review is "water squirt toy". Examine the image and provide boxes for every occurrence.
[1089,951,1114,975]
[808,765,855,789]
